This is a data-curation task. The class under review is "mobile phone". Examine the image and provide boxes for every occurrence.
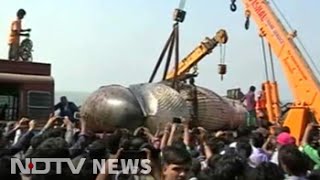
[74,112,81,120]
[20,118,31,126]
[56,116,64,124]
[173,117,182,124]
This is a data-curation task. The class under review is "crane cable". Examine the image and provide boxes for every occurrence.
[268,43,276,82]
[218,43,227,80]
[219,43,226,65]
[270,0,320,77]
[178,0,187,10]
[260,37,270,81]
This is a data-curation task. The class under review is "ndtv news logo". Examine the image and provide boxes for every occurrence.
[11,158,152,175]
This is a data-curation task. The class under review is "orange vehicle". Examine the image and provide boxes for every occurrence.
[230,0,320,142]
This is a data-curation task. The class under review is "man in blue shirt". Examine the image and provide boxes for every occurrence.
[54,96,79,122]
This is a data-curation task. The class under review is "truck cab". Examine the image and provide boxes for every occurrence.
[0,59,54,124]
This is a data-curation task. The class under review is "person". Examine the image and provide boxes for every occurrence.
[0,104,8,120]
[248,132,269,168]
[161,146,192,180]
[270,132,295,165]
[8,9,31,61]
[278,145,309,180]
[188,77,198,122]
[300,123,320,170]
[54,96,79,122]
[256,84,267,120]
[241,86,257,127]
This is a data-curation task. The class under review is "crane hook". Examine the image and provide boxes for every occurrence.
[245,18,250,30]
[244,10,251,30]
[230,0,237,12]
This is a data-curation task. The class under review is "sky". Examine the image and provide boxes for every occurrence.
[0,0,319,102]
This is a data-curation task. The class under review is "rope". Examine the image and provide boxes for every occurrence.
[162,33,176,81]
[148,30,175,83]
[296,37,320,77]
[178,0,187,10]
[270,0,320,77]
[261,37,270,81]
[173,23,180,90]
[269,0,293,31]
[219,44,226,64]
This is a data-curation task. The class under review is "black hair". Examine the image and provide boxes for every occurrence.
[249,86,256,92]
[197,168,215,180]
[236,140,253,159]
[29,137,70,158]
[212,152,245,180]
[278,145,308,176]
[250,132,265,148]
[120,136,146,151]
[29,138,74,180]
[282,126,290,134]
[86,139,109,159]
[237,125,251,138]
[162,146,192,166]
[191,158,201,177]
[171,139,187,150]
[0,156,22,180]
[207,154,222,170]
[105,133,122,154]
[73,159,97,180]
[29,128,67,151]
[206,137,226,154]
[60,96,67,100]
[248,162,284,180]
[17,9,26,17]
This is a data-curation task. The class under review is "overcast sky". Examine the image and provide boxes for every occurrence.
[0,0,319,101]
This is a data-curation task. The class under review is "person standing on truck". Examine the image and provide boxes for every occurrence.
[256,84,267,125]
[241,85,257,127]
[8,9,31,61]
[54,96,79,122]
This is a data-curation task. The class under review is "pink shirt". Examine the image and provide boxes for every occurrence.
[244,91,256,111]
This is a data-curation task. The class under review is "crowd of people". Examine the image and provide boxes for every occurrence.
[1,111,320,180]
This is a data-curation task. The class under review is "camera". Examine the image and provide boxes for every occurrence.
[55,116,64,124]
[192,128,200,135]
[172,117,181,124]
[74,112,81,120]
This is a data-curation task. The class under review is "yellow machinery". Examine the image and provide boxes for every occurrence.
[165,30,228,80]
[230,0,320,142]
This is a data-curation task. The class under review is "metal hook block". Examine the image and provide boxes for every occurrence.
[173,8,186,23]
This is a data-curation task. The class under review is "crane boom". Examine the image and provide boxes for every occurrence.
[165,29,228,80]
[241,0,320,141]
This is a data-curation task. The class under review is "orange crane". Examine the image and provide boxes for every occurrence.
[165,29,228,80]
[230,0,320,142]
